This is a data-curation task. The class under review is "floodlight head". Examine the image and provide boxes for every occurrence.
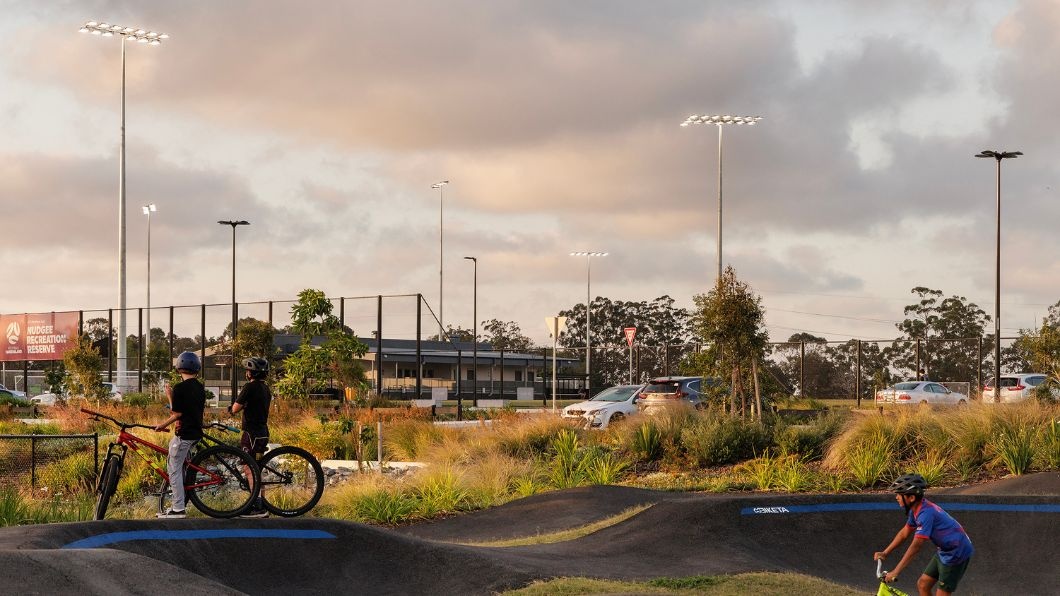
[976,150,1023,161]
[570,251,608,257]
[682,114,763,127]
[80,21,168,44]
[431,180,450,189]
[142,204,157,215]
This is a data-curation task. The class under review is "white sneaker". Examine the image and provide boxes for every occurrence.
[156,509,186,519]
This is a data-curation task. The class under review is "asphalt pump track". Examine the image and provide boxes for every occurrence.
[1,476,1057,595]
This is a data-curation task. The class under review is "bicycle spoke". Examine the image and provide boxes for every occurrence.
[259,446,324,517]
[186,446,257,518]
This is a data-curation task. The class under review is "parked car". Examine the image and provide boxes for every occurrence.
[32,382,123,406]
[562,384,643,429]
[637,376,716,411]
[982,373,1056,403]
[875,381,968,406]
[0,383,26,398]
[0,389,32,406]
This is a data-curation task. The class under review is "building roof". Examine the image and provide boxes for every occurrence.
[273,335,577,366]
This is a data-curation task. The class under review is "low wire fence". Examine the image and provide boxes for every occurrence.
[0,434,98,498]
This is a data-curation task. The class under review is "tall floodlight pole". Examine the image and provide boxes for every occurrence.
[570,252,607,394]
[142,204,157,344]
[80,21,168,387]
[463,256,477,421]
[219,220,249,399]
[681,114,762,282]
[976,150,1022,403]
[432,181,450,338]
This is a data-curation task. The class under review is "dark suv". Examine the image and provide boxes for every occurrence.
[638,376,707,411]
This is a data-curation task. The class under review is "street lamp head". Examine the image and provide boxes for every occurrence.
[570,251,608,257]
[976,150,1023,161]
[80,21,169,45]
[682,114,763,127]
[431,180,450,189]
[142,204,157,215]
[463,256,476,262]
[218,220,250,228]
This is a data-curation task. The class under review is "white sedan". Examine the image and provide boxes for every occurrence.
[875,381,968,406]
[562,384,643,429]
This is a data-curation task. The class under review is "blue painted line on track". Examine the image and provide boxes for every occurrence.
[62,529,336,549]
[740,502,1060,515]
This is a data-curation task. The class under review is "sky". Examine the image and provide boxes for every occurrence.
[1,0,1057,346]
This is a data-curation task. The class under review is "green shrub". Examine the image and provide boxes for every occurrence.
[680,416,771,467]
[549,430,588,489]
[122,392,154,408]
[630,422,663,462]
[584,452,629,485]
[414,468,468,517]
[910,450,948,487]
[991,418,1037,476]
[846,432,893,488]
[1039,419,1060,470]
[354,490,417,524]
[774,456,814,492]
[735,455,777,490]
[36,451,96,495]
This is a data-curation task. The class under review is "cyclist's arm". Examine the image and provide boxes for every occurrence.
[887,533,927,581]
[154,410,182,432]
[875,524,914,560]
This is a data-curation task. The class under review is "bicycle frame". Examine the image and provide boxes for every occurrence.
[86,408,230,493]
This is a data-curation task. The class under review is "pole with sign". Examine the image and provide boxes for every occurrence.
[623,327,637,385]
[545,316,568,413]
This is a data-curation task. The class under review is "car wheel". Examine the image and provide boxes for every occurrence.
[919,400,929,406]
[610,412,625,424]
[957,399,967,406]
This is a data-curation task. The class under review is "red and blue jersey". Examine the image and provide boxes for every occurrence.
[907,499,974,565]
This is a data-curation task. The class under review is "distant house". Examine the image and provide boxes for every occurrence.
[273,335,579,397]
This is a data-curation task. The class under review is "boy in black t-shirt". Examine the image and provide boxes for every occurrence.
[229,356,273,518]
[153,351,206,519]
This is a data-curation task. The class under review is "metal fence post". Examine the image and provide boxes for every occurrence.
[415,294,422,399]
[856,339,862,407]
[376,295,383,397]
[107,308,114,382]
[137,307,144,393]
[169,306,175,361]
[30,435,37,491]
[977,336,983,394]
[915,338,921,379]
[800,341,806,397]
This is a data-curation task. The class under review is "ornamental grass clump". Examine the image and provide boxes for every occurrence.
[414,467,468,517]
[735,454,778,490]
[910,449,949,487]
[1040,419,1060,470]
[680,415,771,467]
[845,431,894,488]
[774,455,815,492]
[629,421,663,462]
[990,415,1037,476]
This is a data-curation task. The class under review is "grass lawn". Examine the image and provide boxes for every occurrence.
[501,573,862,595]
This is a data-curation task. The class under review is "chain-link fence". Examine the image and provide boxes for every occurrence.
[0,434,98,498]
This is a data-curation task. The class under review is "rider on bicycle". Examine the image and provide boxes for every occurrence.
[875,473,974,596]
[153,351,206,519]
[229,356,272,518]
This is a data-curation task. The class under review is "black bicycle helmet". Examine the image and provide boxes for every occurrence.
[243,357,269,379]
[175,351,202,373]
[889,473,928,496]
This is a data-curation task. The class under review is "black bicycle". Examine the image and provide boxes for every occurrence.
[194,421,325,517]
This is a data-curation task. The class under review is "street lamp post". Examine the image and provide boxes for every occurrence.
[80,21,168,387]
[681,114,762,282]
[570,251,607,394]
[142,204,156,344]
[976,149,1022,403]
[463,256,477,421]
[219,220,249,401]
[432,181,449,338]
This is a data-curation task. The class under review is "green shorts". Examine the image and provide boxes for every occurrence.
[924,553,970,592]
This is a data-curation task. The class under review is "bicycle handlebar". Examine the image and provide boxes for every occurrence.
[877,559,887,579]
[80,407,161,432]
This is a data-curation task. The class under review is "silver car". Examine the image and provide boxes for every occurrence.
[982,373,1056,403]
[875,381,968,406]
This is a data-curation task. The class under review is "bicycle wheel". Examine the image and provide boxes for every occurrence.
[258,446,324,517]
[94,454,122,521]
[185,445,259,518]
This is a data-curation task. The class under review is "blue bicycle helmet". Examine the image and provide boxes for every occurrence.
[175,351,202,373]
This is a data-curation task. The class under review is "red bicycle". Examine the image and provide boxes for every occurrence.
[83,408,259,519]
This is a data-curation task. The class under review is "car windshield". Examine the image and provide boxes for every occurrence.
[893,382,921,390]
[643,381,679,394]
[590,386,638,402]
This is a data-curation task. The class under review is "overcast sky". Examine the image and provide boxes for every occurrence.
[1,1,1056,345]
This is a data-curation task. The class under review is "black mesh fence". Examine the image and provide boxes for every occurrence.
[0,434,98,498]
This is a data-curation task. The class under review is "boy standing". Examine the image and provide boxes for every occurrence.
[229,356,272,518]
[875,473,974,596]
[153,351,206,519]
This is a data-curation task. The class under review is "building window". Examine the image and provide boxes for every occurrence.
[424,369,434,378]
[515,370,523,382]
[467,370,476,381]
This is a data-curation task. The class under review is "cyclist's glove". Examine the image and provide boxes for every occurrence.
[226,404,233,414]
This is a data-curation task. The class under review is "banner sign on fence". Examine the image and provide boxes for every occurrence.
[0,312,78,361]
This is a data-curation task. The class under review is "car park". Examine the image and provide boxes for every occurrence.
[637,376,715,411]
[562,384,643,429]
[981,373,1056,403]
[875,381,968,406]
